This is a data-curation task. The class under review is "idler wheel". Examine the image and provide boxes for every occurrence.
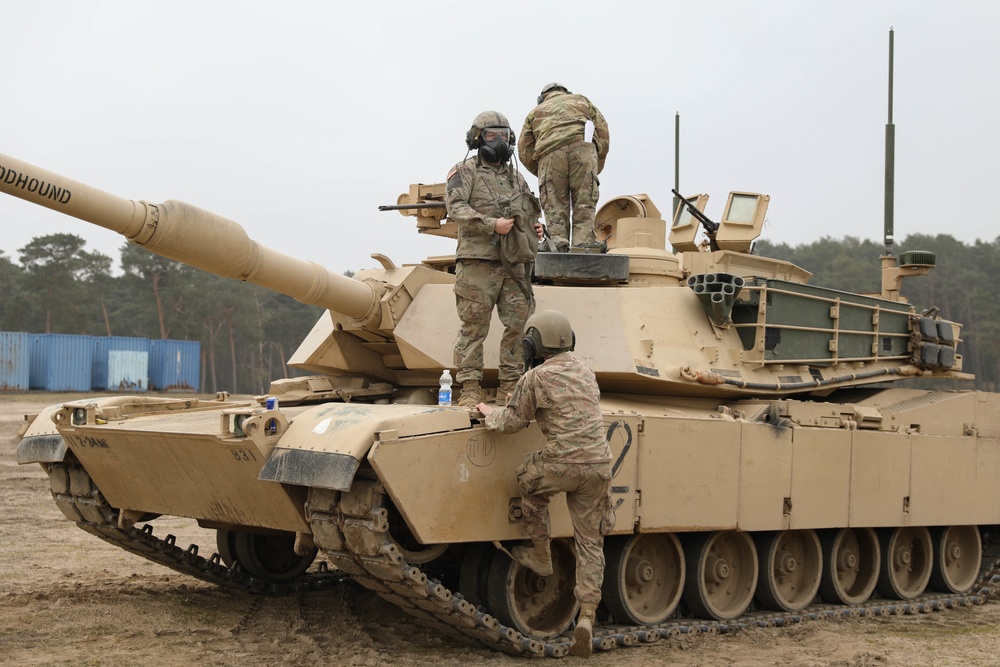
[458,542,497,608]
[384,501,448,565]
[485,539,578,639]
[216,529,238,568]
[229,530,317,581]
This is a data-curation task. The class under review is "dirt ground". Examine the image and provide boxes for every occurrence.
[3,394,1000,667]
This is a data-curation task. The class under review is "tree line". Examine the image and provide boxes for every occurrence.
[756,234,1000,391]
[0,234,325,395]
[2,232,997,394]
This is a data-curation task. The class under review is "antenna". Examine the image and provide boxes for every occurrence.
[884,28,895,253]
[673,112,680,219]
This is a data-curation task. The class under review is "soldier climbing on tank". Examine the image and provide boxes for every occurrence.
[476,310,614,658]
[446,110,544,408]
[518,83,610,252]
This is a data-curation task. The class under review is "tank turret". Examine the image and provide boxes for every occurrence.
[3,151,964,405]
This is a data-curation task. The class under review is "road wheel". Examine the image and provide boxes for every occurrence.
[930,525,981,593]
[682,531,758,621]
[602,532,684,624]
[877,526,932,600]
[754,529,822,612]
[819,527,880,605]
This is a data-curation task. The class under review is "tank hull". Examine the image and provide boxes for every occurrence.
[30,389,1000,540]
[18,386,1000,655]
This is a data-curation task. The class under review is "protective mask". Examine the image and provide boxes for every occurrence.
[479,135,512,164]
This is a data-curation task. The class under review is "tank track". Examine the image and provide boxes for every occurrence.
[308,478,1000,658]
[45,458,342,595]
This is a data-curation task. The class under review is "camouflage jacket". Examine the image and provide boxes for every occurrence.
[485,352,611,464]
[446,156,536,261]
[518,91,610,176]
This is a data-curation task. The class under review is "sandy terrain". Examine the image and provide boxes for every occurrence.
[2,394,999,667]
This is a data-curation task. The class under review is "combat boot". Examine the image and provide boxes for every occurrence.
[495,381,517,406]
[510,539,553,576]
[570,602,597,658]
[457,382,482,408]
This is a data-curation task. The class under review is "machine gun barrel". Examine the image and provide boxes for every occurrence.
[377,202,446,212]
[671,188,719,234]
[0,152,382,323]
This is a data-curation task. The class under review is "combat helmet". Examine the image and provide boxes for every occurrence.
[537,82,569,104]
[522,309,576,369]
[465,110,514,150]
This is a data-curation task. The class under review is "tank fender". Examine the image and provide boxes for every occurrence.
[17,434,68,464]
[16,404,67,464]
[259,402,473,491]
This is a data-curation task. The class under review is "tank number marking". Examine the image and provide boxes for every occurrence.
[606,420,633,478]
[67,434,110,450]
[229,448,258,463]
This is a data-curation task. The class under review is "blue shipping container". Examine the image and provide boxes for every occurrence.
[92,336,150,391]
[149,339,200,391]
[29,335,43,389]
[0,332,31,391]
[29,334,94,391]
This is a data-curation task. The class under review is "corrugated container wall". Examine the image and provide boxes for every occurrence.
[29,334,94,391]
[92,336,149,391]
[149,340,201,392]
[0,332,31,391]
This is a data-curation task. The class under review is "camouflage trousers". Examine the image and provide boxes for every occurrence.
[453,259,532,388]
[537,141,600,250]
[516,452,614,606]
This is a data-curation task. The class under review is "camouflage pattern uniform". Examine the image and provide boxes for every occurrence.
[519,90,610,250]
[446,156,536,390]
[485,352,612,606]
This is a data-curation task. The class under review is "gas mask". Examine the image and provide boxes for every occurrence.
[478,127,513,164]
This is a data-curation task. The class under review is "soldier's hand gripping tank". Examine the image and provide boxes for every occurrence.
[446,110,544,408]
[475,310,614,658]
[518,83,610,252]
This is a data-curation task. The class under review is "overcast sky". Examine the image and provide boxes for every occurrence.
[2,0,998,275]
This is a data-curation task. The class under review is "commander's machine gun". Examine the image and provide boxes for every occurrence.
[378,183,452,237]
[671,188,719,250]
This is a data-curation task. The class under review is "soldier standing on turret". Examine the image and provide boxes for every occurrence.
[518,83,610,252]
[446,110,543,408]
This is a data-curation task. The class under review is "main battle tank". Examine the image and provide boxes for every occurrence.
[6,150,1000,658]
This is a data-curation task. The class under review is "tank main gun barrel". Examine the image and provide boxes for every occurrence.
[0,152,382,323]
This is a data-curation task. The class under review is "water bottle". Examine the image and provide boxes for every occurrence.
[265,396,279,434]
[438,369,453,406]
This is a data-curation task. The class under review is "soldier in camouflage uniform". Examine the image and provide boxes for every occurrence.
[447,110,543,407]
[518,83,610,252]
[476,310,613,658]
